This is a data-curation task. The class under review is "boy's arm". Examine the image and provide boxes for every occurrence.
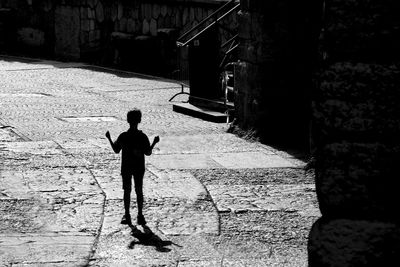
[145,136,160,156]
[106,131,121,153]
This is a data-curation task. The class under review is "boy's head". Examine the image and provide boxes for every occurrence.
[127,109,142,125]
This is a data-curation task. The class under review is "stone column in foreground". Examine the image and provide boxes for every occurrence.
[308,0,400,266]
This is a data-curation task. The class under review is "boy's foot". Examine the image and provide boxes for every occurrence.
[137,214,147,225]
[121,214,132,225]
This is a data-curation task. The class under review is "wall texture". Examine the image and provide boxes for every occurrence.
[308,0,400,266]
[236,0,400,263]
[0,0,236,75]
[234,0,318,148]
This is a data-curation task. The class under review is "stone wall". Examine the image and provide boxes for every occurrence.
[234,0,318,148]
[308,0,400,266]
[0,0,236,75]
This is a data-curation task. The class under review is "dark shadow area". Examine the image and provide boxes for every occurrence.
[227,124,312,165]
[128,225,180,253]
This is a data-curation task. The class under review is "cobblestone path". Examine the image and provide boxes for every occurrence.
[0,56,319,266]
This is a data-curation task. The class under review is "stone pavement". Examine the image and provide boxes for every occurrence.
[0,56,320,266]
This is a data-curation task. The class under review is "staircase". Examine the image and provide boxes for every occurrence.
[172,0,240,123]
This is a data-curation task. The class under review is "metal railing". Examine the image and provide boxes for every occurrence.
[176,0,240,47]
[170,0,240,103]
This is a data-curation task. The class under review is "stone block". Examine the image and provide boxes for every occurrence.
[16,27,45,47]
[114,21,119,32]
[157,15,165,29]
[142,19,149,35]
[80,31,89,44]
[111,4,117,21]
[117,2,123,20]
[313,62,400,141]
[95,2,104,23]
[95,29,100,40]
[150,18,157,36]
[161,4,167,17]
[119,17,127,32]
[313,99,400,142]
[87,0,94,8]
[135,19,141,33]
[86,7,92,19]
[89,30,96,42]
[182,7,189,26]
[195,7,202,21]
[316,62,400,102]
[164,15,172,28]
[308,218,400,267]
[189,7,195,22]
[157,28,178,39]
[73,0,82,7]
[126,18,135,33]
[81,19,90,32]
[170,6,176,16]
[142,3,152,21]
[110,31,135,41]
[42,0,52,12]
[167,6,172,16]
[89,19,95,31]
[175,11,182,28]
[315,142,400,219]
[132,7,139,19]
[324,0,400,62]
[152,4,160,19]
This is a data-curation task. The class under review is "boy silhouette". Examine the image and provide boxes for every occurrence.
[106,109,159,225]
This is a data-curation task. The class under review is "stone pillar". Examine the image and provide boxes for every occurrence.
[308,1,400,266]
[235,0,316,148]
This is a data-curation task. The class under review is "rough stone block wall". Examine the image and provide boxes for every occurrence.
[0,0,56,55]
[235,0,316,148]
[0,0,236,72]
[308,0,400,266]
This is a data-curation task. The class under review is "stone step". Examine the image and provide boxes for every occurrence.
[173,102,231,123]
[189,95,234,113]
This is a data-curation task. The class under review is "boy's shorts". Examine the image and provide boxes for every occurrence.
[121,169,145,191]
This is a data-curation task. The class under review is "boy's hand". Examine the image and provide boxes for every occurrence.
[105,131,111,139]
[154,136,160,144]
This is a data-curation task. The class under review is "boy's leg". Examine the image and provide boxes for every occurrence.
[122,174,132,224]
[133,170,145,224]
[124,189,131,215]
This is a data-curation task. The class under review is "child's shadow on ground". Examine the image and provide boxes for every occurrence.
[128,225,178,252]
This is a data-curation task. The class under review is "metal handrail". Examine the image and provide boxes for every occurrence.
[176,0,236,45]
[225,43,238,56]
[219,39,238,69]
[221,34,238,49]
[177,3,240,47]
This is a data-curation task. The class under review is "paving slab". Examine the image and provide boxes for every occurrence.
[0,57,316,266]
[0,141,62,155]
[0,127,22,141]
[207,184,320,215]
[153,134,270,155]
[211,151,296,169]
[0,233,94,266]
[148,154,223,169]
